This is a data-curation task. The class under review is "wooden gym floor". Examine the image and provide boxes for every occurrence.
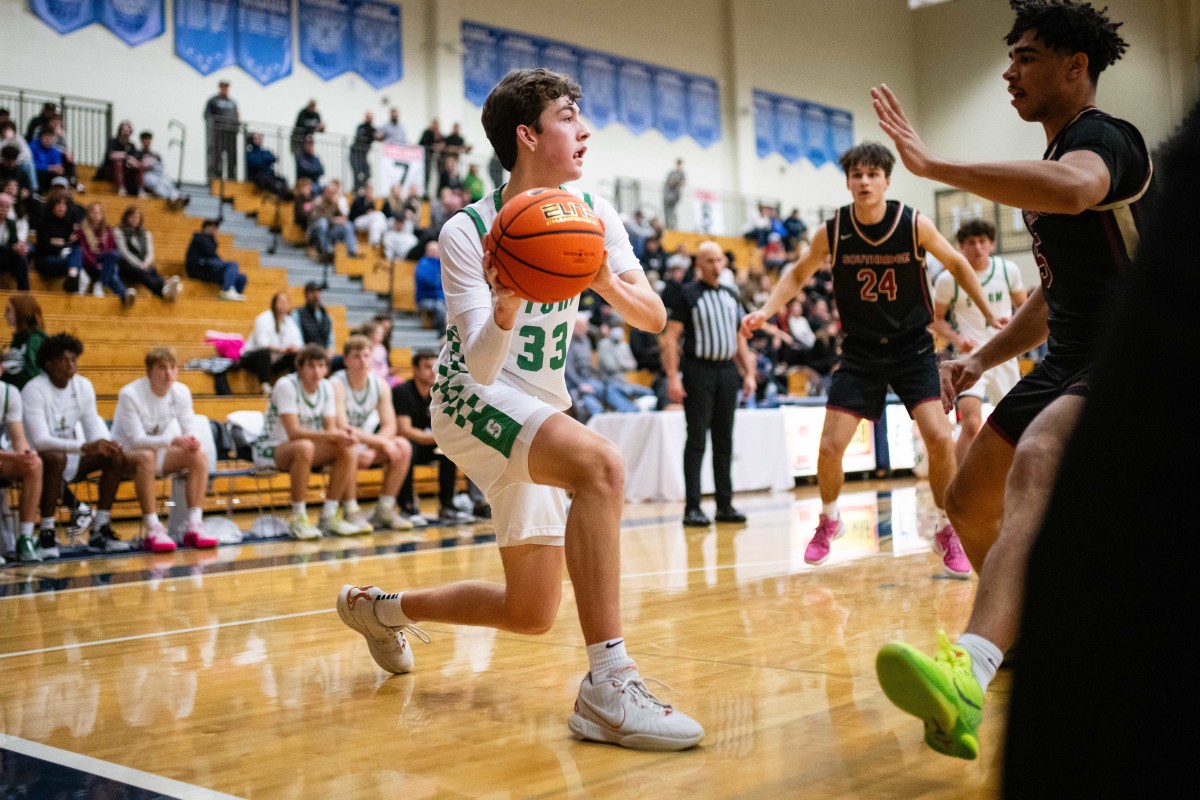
[0,478,1006,799]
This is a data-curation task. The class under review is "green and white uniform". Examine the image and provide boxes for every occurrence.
[934,255,1025,403]
[252,374,336,468]
[432,186,641,546]
[331,370,385,434]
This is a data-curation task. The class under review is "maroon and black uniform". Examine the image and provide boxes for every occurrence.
[988,107,1152,444]
[824,200,939,421]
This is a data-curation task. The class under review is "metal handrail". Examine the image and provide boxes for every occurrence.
[0,84,113,167]
[167,119,187,188]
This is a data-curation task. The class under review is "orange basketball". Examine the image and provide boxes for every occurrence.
[485,188,606,303]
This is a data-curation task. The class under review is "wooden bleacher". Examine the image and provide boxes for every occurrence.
[1,168,449,521]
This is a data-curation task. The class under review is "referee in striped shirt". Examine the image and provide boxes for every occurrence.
[662,242,756,526]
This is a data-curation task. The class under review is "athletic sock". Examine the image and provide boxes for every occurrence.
[822,502,839,519]
[377,495,397,511]
[321,500,339,519]
[40,517,55,531]
[343,499,361,515]
[143,513,160,529]
[935,509,949,529]
[586,638,634,679]
[957,633,1003,691]
[188,507,203,525]
[292,501,306,517]
[374,591,413,627]
[20,522,34,538]
[95,510,112,526]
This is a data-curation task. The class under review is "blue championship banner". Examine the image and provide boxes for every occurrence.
[685,76,720,149]
[774,96,803,164]
[175,0,236,75]
[753,91,776,159]
[351,1,403,88]
[298,0,351,81]
[29,0,95,35]
[653,68,686,142]
[579,50,617,129]
[99,0,165,47]
[237,0,292,85]
[617,60,653,135]
[462,22,500,108]
[753,88,853,168]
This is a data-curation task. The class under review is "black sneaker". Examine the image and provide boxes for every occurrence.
[472,502,492,520]
[682,508,712,527]
[714,507,747,524]
[38,528,61,559]
[437,507,476,525]
[88,524,132,553]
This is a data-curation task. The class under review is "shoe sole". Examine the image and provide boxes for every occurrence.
[567,711,702,751]
[876,644,979,760]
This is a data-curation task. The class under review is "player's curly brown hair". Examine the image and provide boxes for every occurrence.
[1006,0,1128,84]
[483,68,583,171]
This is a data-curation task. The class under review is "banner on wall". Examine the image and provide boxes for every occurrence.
[29,0,95,35]
[461,21,721,146]
[351,1,403,89]
[175,0,236,75]
[753,89,854,169]
[692,189,724,236]
[99,0,165,47]
[237,0,292,85]
[298,0,352,81]
[378,143,425,197]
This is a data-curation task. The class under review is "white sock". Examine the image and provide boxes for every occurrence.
[143,513,160,529]
[377,495,396,511]
[957,633,1003,691]
[292,501,307,517]
[586,638,634,679]
[935,509,949,529]
[321,500,339,519]
[20,522,34,538]
[96,510,112,526]
[374,591,413,627]
[343,499,361,515]
[822,502,839,519]
[188,507,203,525]
[40,517,55,531]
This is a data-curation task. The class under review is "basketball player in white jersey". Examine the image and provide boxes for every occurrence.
[931,220,1027,465]
[330,335,414,532]
[337,68,704,750]
[251,344,361,539]
[0,380,42,563]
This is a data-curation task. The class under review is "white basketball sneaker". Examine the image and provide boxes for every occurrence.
[569,664,704,751]
[336,585,428,674]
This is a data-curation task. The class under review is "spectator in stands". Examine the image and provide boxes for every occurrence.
[349,182,388,248]
[250,343,361,539]
[204,79,239,180]
[624,210,654,259]
[762,232,787,273]
[245,131,290,199]
[0,193,30,291]
[101,121,144,197]
[331,335,415,531]
[565,312,643,422]
[393,350,471,526]
[2,177,35,231]
[291,100,325,154]
[379,108,408,145]
[29,127,66,193]
[4,294,47,393]
[309,182,359,261]
[115,206,182,302]
[240,291,302,395]
[426,186,463,239]
[48,178,85,222]
[463,163,485,203]
[33,189,82,287]
[438,153,463,195]
[0,377,43,563]
[112,347,217,551]
[597,317,656,407]
[443,122,471,161]
[628,325,668,410]
[186,219,247,301]
[23,102,56,145]
[776,298,816,368]
[355,321,394,387]
[350,111,380,191]
[78,202,135,306]
[640,236,668,281]
[295,135,325,192]
[293,280,334,351]
[382,207,419,262]
[1,145,33,204]
[0,118,38,191]
[414,240,446,336]
[783,208,809,251]
[418,119,445,182]
[292,177,316,231]
[663,159,685,230]
[22,333,139,555]
[137,132,190,209]
[43,115,80,189]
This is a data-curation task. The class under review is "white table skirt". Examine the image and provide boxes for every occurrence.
[587,409,793,503]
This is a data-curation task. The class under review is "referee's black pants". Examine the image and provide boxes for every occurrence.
[682,359,740,511]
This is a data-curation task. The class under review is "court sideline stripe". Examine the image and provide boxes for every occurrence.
[0,733,245,800]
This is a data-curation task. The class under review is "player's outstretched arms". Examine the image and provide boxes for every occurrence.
[741,224,831,338]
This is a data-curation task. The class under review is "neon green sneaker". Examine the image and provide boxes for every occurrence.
[876,630,983,760]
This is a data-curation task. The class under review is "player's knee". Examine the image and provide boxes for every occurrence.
[40,450,66,473]
[583,440,624,497]
[1010,434,1063,487]
[510,602,559,635]
[293,439,315,459]
[944,478,970,525]
[21,456,42,479]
